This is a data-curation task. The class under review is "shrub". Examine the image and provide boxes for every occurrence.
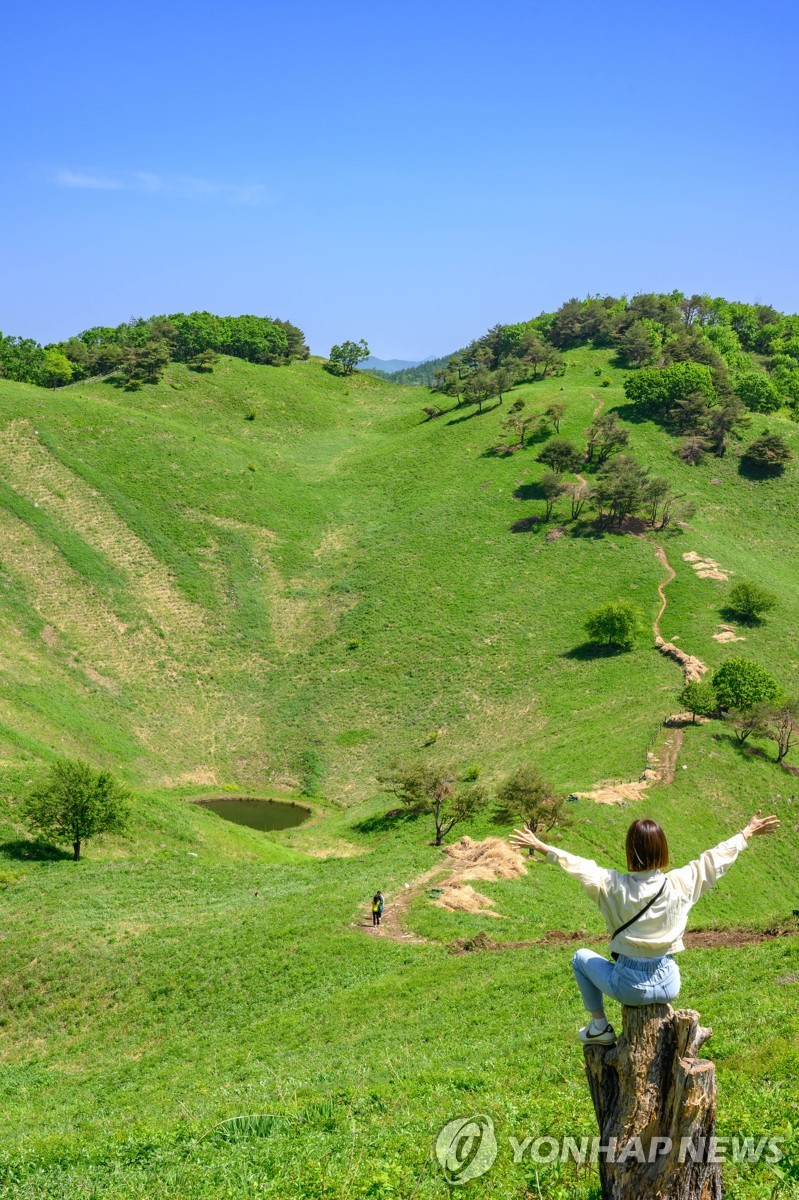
[536,437,583,474]
[725,581,777,622]
[735,370,782,413]
[680,681,717,722]
[494,767,569,851]
[583,600,644,650]
[711,658,779,712]
[742,432,792,474]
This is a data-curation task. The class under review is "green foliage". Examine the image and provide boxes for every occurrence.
[583,599,643,649]
[680,680,717,721]
[539,469,565,520]
[711,657,779,711]
[742,431,793,473]
[23,758,129,860]
[623,361,715,415]
[0,341,798,1195]
[725,581,777,622]
[536,436,582,474]
[39,347,74,388]
[378,763,488,845]
[494,766,569,837]
[759,697,799,761]
[0,311,308,390]
[327,339,370,376]
[585,412,629,464]
[735,370,782,413]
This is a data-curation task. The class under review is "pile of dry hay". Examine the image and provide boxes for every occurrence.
[432,837,527,916]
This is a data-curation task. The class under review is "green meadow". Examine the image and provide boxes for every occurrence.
[0,349,798,1197]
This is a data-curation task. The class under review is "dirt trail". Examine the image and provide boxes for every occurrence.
[574,542,707,805]
[359,838,528,942]
[589,390,605,420]
[651,543,708,684]
[359,839,799,950]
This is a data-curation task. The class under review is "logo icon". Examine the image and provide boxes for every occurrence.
[435,1114,497,1185]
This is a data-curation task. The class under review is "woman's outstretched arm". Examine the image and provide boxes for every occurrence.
[668,810,779,901]
[510,826,611,900]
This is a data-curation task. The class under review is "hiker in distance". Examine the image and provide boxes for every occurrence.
[509,811,779,1045]
[371,891,384,926]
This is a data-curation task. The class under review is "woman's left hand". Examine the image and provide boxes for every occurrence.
[509,826,549,855]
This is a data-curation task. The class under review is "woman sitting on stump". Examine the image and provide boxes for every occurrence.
[510,811,779,1046]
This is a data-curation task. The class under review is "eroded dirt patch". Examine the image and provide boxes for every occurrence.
[683,550,731,582]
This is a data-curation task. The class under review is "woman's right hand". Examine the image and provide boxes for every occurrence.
[509,826,549,855]
[743,810,780,838]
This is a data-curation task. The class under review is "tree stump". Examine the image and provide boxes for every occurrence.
[583,1004,723,1200]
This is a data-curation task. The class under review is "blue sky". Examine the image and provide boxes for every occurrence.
[2,0,797,359]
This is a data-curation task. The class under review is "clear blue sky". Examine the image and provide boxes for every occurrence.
[2,0,797,359]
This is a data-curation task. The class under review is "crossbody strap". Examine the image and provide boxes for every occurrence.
[611,880,667,942]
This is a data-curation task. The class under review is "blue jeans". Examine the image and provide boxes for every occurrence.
[572,948,681,1012]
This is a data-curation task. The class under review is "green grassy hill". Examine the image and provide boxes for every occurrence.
[8,345,797,800]
[0,350,798,1198]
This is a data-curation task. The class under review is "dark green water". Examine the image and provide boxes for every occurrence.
[196,797,311,831]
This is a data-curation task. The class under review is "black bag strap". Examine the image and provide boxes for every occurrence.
[611,880,667,943]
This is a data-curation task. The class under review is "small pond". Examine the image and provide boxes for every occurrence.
[195,797,311,831]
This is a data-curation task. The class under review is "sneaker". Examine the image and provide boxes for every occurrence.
[579,1021,616,1046]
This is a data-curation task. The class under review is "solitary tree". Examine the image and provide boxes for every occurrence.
[327,339,370,375]
[494,767,569,854]
[378,764,487,846]
[583,600,643,650]
[24,759,129,861]
[537,436,582,473]
[760,697,799,762]
[711,657,779,712]
[544,402,567,432]
[500,399,538,450]
[680,680,717,723]
[540,470,565,520]
[725,581,777,622]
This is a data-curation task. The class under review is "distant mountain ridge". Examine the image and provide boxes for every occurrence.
[358,355,425,374]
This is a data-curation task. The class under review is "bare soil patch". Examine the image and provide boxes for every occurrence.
[683,550,731,582]
[448,917,799,955]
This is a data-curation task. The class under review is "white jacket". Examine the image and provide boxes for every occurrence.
[545,833,748,958]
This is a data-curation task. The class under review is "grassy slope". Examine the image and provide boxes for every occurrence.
[0,352,798,1198]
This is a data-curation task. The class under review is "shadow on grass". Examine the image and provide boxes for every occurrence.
[446,402,502,426]
[351,808,422,835]
[563,642,633,661]
[510,515,544,533]
[0,838,73,862]
[513,481,545,501]
[719,607,764,628]
[737,458,787,481]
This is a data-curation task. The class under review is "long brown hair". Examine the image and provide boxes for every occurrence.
[626,818,669,871]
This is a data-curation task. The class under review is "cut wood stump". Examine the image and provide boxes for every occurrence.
[583,1004,723,1199]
